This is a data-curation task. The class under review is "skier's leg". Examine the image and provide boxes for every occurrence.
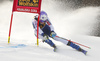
[67,41,82,51]
[53,36,82,50]
[67,41,87,54]
[53,36,87,54]
[43,37,57,52]
[35,32,56,49]
[44,39,56,48]
[53,36,69,45]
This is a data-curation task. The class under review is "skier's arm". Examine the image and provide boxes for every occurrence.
[32,20,49,42]
[32,19,44,35]
[46,18,56,37]
[46,18,54,32]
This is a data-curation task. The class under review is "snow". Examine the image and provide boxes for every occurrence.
[0,1,100,61]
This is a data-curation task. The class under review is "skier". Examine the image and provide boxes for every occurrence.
[32,11,87,54]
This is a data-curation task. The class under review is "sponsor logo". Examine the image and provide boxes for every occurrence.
[18,0,39,7]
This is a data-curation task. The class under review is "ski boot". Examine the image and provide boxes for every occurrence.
[82,49,87,55]
[53,45,57,52]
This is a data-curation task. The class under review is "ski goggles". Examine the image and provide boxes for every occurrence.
[40,20,47,23]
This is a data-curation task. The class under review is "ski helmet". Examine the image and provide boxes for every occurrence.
[40,11,48,23]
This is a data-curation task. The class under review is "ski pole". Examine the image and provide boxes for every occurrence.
[56,36,91,49]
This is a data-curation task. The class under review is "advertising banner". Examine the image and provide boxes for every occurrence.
[13,0,42,13]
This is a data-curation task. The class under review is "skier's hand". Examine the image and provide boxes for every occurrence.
[50,31,56,38]
[43,35,48,40]
[42,34,49,42]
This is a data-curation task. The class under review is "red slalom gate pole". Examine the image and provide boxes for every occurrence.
[8,12,13,43]
[56,36,91,49]
[37,14,40,46]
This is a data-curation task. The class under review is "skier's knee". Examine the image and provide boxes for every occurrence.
[67,41,71,46]
[44,39,55,47]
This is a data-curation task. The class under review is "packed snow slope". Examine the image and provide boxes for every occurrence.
[0,1,100,61]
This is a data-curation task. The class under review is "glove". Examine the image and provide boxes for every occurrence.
[50,31,56,38]
[42,34,49,42]
[34,15,38,20]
